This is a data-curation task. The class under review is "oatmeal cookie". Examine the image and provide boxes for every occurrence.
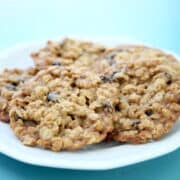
[100,56,180,144]
[31,38,105,67]
[10,66,118,151]
[0,68,39,122]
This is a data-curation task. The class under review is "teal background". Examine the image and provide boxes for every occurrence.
[0,0,179,179]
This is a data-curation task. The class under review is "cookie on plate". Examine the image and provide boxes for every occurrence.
[31,38,105,67]
[0,68,39,122]
[99,55,180,144]
[10,66,118,151]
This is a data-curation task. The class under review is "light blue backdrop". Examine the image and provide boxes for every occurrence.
[0,0,179,179]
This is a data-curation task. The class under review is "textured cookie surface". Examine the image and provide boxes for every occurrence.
[31,38,105,67]
[10,66,118,151]
[0,68,39,122]
[97,53,180,143]
[85,45,178,76]
[103,45,177,63]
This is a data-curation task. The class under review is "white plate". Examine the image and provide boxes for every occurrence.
[0,36,179,170]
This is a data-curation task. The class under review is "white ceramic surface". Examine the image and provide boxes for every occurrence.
[0,36,179,170]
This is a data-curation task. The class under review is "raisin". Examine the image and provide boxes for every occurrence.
[71,81,76,88]
[108,60,116,66]
[166,80,172,85]
[164,72,172,85]
[145,109,153,116]
[85,97,90,106]
[5,84,17,91]
[102,102,113,112]
[52,61,62,66]
[115,104,121,111]
[100,75,111,83]
[100,71,119,83]
[131,119,140,127]
[106,53,116,59]
[111,71,118,78]
[69,114,75,120]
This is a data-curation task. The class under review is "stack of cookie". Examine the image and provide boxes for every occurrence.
[0,38,179,151]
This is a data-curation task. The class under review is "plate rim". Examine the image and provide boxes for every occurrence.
[0,131,179,170]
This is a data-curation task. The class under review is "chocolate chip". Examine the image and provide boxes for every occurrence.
[145,109,153,116]
[47,92,59,102]
[5,84,17,91]
[52,61,62,66]
[100,75,112,83]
